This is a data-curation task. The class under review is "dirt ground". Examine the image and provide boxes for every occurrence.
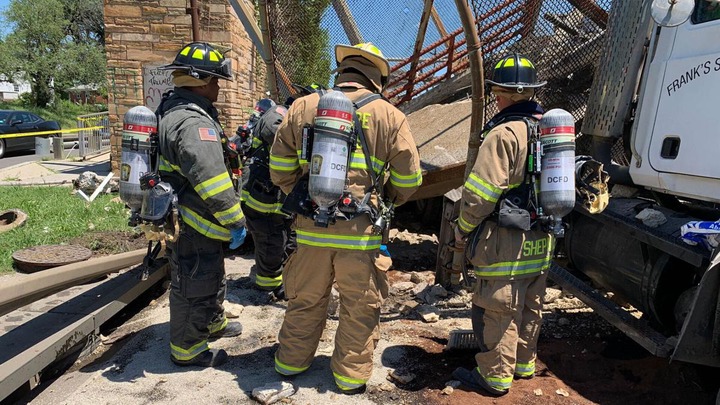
[22,205,720,405]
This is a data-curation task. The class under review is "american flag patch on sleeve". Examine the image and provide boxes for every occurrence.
[198,127,218,142]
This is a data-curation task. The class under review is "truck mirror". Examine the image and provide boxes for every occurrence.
[650,0,694,27]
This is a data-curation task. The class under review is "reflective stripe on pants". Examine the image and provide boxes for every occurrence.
[274,245,387,383]
[471,272,547,390]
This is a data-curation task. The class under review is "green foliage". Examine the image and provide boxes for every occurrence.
[0,0,107,108]
[270,0,333,90]
[0,186,132,273]
[0,99,105,128]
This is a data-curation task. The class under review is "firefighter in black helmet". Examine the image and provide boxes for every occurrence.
[157,42,246,368]
[452,52,551,396]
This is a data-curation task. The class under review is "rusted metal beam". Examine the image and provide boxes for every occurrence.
[520,0,543,38]
[567,0,608,29]
[0,248,150,317]
[430,5,449,37]
[454,0,484,181]
[402,0,435,103]
[188,0,201,41]
[332,0,364,45]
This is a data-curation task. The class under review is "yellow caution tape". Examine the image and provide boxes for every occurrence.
[0,126,105,140]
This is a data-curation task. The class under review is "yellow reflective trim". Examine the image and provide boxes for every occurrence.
[214,202,244,225]
[520,58,533,68]
[256,273,283,287]
[296,230,381,250]
[458,214,475,234]
[194,172,233,200]
[241,189,284,214]
[192,49,204,60]
[208,51,220,62]
[180,46,191,56]
[274,356,309,375]
[503,58,515,68]
[333,371,366,388]
[170,340,208,360]
[178,205,231,241]
[208,316,228,334]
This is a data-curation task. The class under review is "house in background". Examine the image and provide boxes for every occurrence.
[0,74,31,100]
[67,84,107,105]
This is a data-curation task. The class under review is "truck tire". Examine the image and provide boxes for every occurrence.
[0,138,5,158]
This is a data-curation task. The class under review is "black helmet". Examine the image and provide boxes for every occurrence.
[162,42,233,81]
[485,53,546,92]
[247,98,276,129]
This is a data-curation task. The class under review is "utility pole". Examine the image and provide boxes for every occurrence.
[332,0,364,45]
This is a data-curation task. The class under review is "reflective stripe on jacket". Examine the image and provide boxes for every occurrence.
[157,88,245,241]
[269,86,422,250]
[459,119,552,280]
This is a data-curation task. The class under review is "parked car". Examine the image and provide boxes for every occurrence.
[0,110,61,158]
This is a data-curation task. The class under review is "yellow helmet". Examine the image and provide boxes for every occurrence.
[335,42,390,79]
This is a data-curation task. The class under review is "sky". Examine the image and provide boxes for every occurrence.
[0,0,10,37]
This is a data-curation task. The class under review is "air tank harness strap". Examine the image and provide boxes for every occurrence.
[341,91,387,223]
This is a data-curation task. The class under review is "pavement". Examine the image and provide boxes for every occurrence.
[0,152,112,187]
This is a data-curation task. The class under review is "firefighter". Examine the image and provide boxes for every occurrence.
[156,42,247,367]
[241,100,293,298]
[452,53,553,396]
[269,43,423,394]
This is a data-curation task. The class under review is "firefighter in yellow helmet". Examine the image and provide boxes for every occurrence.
[156,42,246,367]
[269,42,422,394]
[452,53,552,396]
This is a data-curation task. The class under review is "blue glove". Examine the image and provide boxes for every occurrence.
[229,227,247,250]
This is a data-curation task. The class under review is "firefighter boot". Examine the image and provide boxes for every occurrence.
[452,367,508,397]
[209,321,243,340]
[172,348,228,368]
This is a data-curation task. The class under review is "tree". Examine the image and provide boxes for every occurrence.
[268,0,333,92]
[0,0,106,107]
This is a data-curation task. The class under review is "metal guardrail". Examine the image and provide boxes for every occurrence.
[76,112,110,158]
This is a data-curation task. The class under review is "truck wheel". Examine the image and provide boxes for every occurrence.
[0,139,5,158]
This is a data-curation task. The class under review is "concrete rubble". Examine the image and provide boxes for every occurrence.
[251,381,296,405]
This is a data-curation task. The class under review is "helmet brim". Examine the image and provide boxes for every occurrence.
[486,79,547,89]
[159,63,233,81]
[335,44,390,78]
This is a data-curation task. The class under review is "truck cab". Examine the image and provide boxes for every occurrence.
[631,1,720,204]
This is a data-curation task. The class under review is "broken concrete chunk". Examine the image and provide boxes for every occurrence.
[544,287,562,304]
[441,386,454,395]
[635,208,667,228]
[388,369,416,385]
[399,300,419,314]
[556,388,570,397]
[417,305,440,323]
[534,388,543,396]
[252,381,296,405]
[327,287,340,316]
[411,282,429,296]
[392,281,416,292]
[410,272,424,284]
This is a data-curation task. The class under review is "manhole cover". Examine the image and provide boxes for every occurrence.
[12,244,93,273]
[0,209,28,233]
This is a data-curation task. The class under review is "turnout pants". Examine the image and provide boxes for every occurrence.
[168,226,228,361]
[243,205,296,290]
[471,272,547,391]
[274,245,390,391]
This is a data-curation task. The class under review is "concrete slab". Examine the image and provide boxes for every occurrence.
[0,153,111,187]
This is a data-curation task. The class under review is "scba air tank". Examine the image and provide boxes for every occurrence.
[120,106,157,211]
[539,108,576,220]
[308,91,355,227]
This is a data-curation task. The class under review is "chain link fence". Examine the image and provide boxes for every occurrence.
[265,0,620,159]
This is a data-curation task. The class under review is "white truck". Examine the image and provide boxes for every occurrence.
[547,0,720,369]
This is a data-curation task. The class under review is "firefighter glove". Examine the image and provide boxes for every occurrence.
[229,227,247,250]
